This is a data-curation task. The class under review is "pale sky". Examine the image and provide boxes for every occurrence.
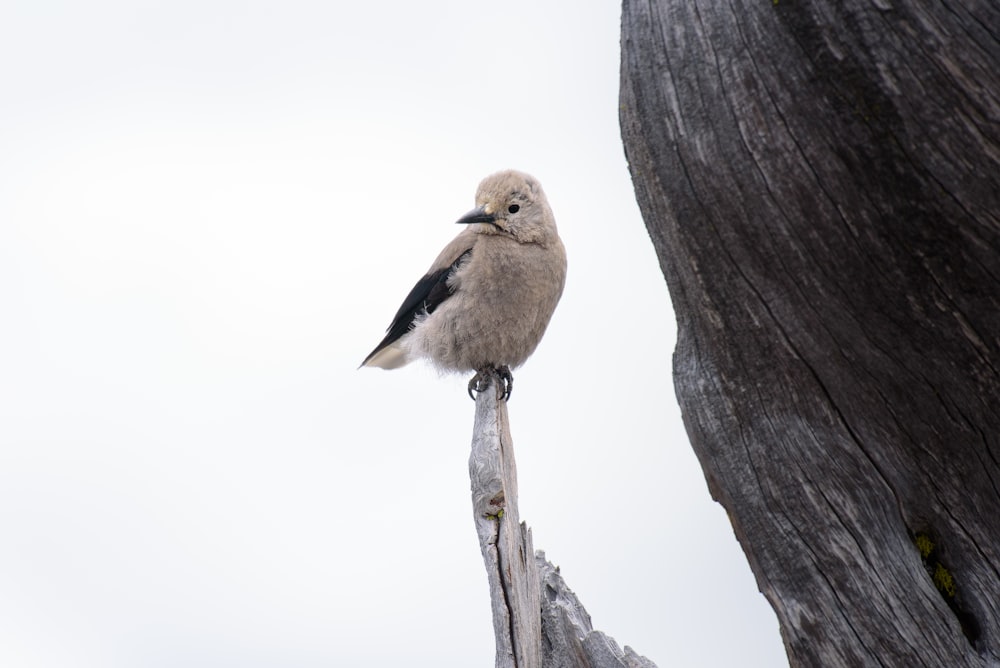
[0,2,787,666]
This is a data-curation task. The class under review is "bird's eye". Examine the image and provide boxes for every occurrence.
[508,204,520,214]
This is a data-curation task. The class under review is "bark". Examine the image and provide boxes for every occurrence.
[470,373,657,668]
[619,2,1000,667]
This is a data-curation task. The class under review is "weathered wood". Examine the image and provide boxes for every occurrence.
[537,552,657,668]
[620,1,1000,666]
[469,371,657,667]
[470,374,542,668]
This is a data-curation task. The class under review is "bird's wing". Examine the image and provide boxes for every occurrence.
[361,242,474,368]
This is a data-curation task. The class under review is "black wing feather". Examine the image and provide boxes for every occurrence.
[362,249,472,365]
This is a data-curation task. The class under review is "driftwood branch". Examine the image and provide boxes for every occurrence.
[468,371,656,668]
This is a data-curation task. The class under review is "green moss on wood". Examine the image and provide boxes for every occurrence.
[914,533,934,558]
[933,563,957,598]
[913,532,957,598]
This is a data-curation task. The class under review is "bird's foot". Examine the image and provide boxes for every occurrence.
[467,365,514,402]
[497,365,513,402]
[468,367,491,401]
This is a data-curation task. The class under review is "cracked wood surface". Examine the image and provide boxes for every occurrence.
[470,377,541,668]
[537,552,658,668]
[469,373,658,667]
[620,1,1000,667]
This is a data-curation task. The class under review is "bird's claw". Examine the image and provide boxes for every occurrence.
[467,369,490,401]
[497,365,513,402]
[467,366,514,402]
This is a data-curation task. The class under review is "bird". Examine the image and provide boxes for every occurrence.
[361,169,567,401]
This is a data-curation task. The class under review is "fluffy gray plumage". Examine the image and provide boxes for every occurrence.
[361,170,566,398]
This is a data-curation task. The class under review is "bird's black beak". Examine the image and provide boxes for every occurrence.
[456,206,496,226]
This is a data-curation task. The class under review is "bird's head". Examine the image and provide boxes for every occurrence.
[455,170,558,245]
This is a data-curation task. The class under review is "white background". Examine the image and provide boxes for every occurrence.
[0,2,786,666]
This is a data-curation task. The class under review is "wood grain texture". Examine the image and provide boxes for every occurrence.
[620,1,1000,666]
[537,552,657,668]
[469,373,658,667]
[470,376,542,668]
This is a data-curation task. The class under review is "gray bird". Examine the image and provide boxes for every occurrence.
[361,170,567,400]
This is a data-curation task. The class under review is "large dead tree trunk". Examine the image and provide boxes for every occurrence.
[620,2,1000,666]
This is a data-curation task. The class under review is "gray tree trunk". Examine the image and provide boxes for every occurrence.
[619,2,1000,667]
[469,374,657,668]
